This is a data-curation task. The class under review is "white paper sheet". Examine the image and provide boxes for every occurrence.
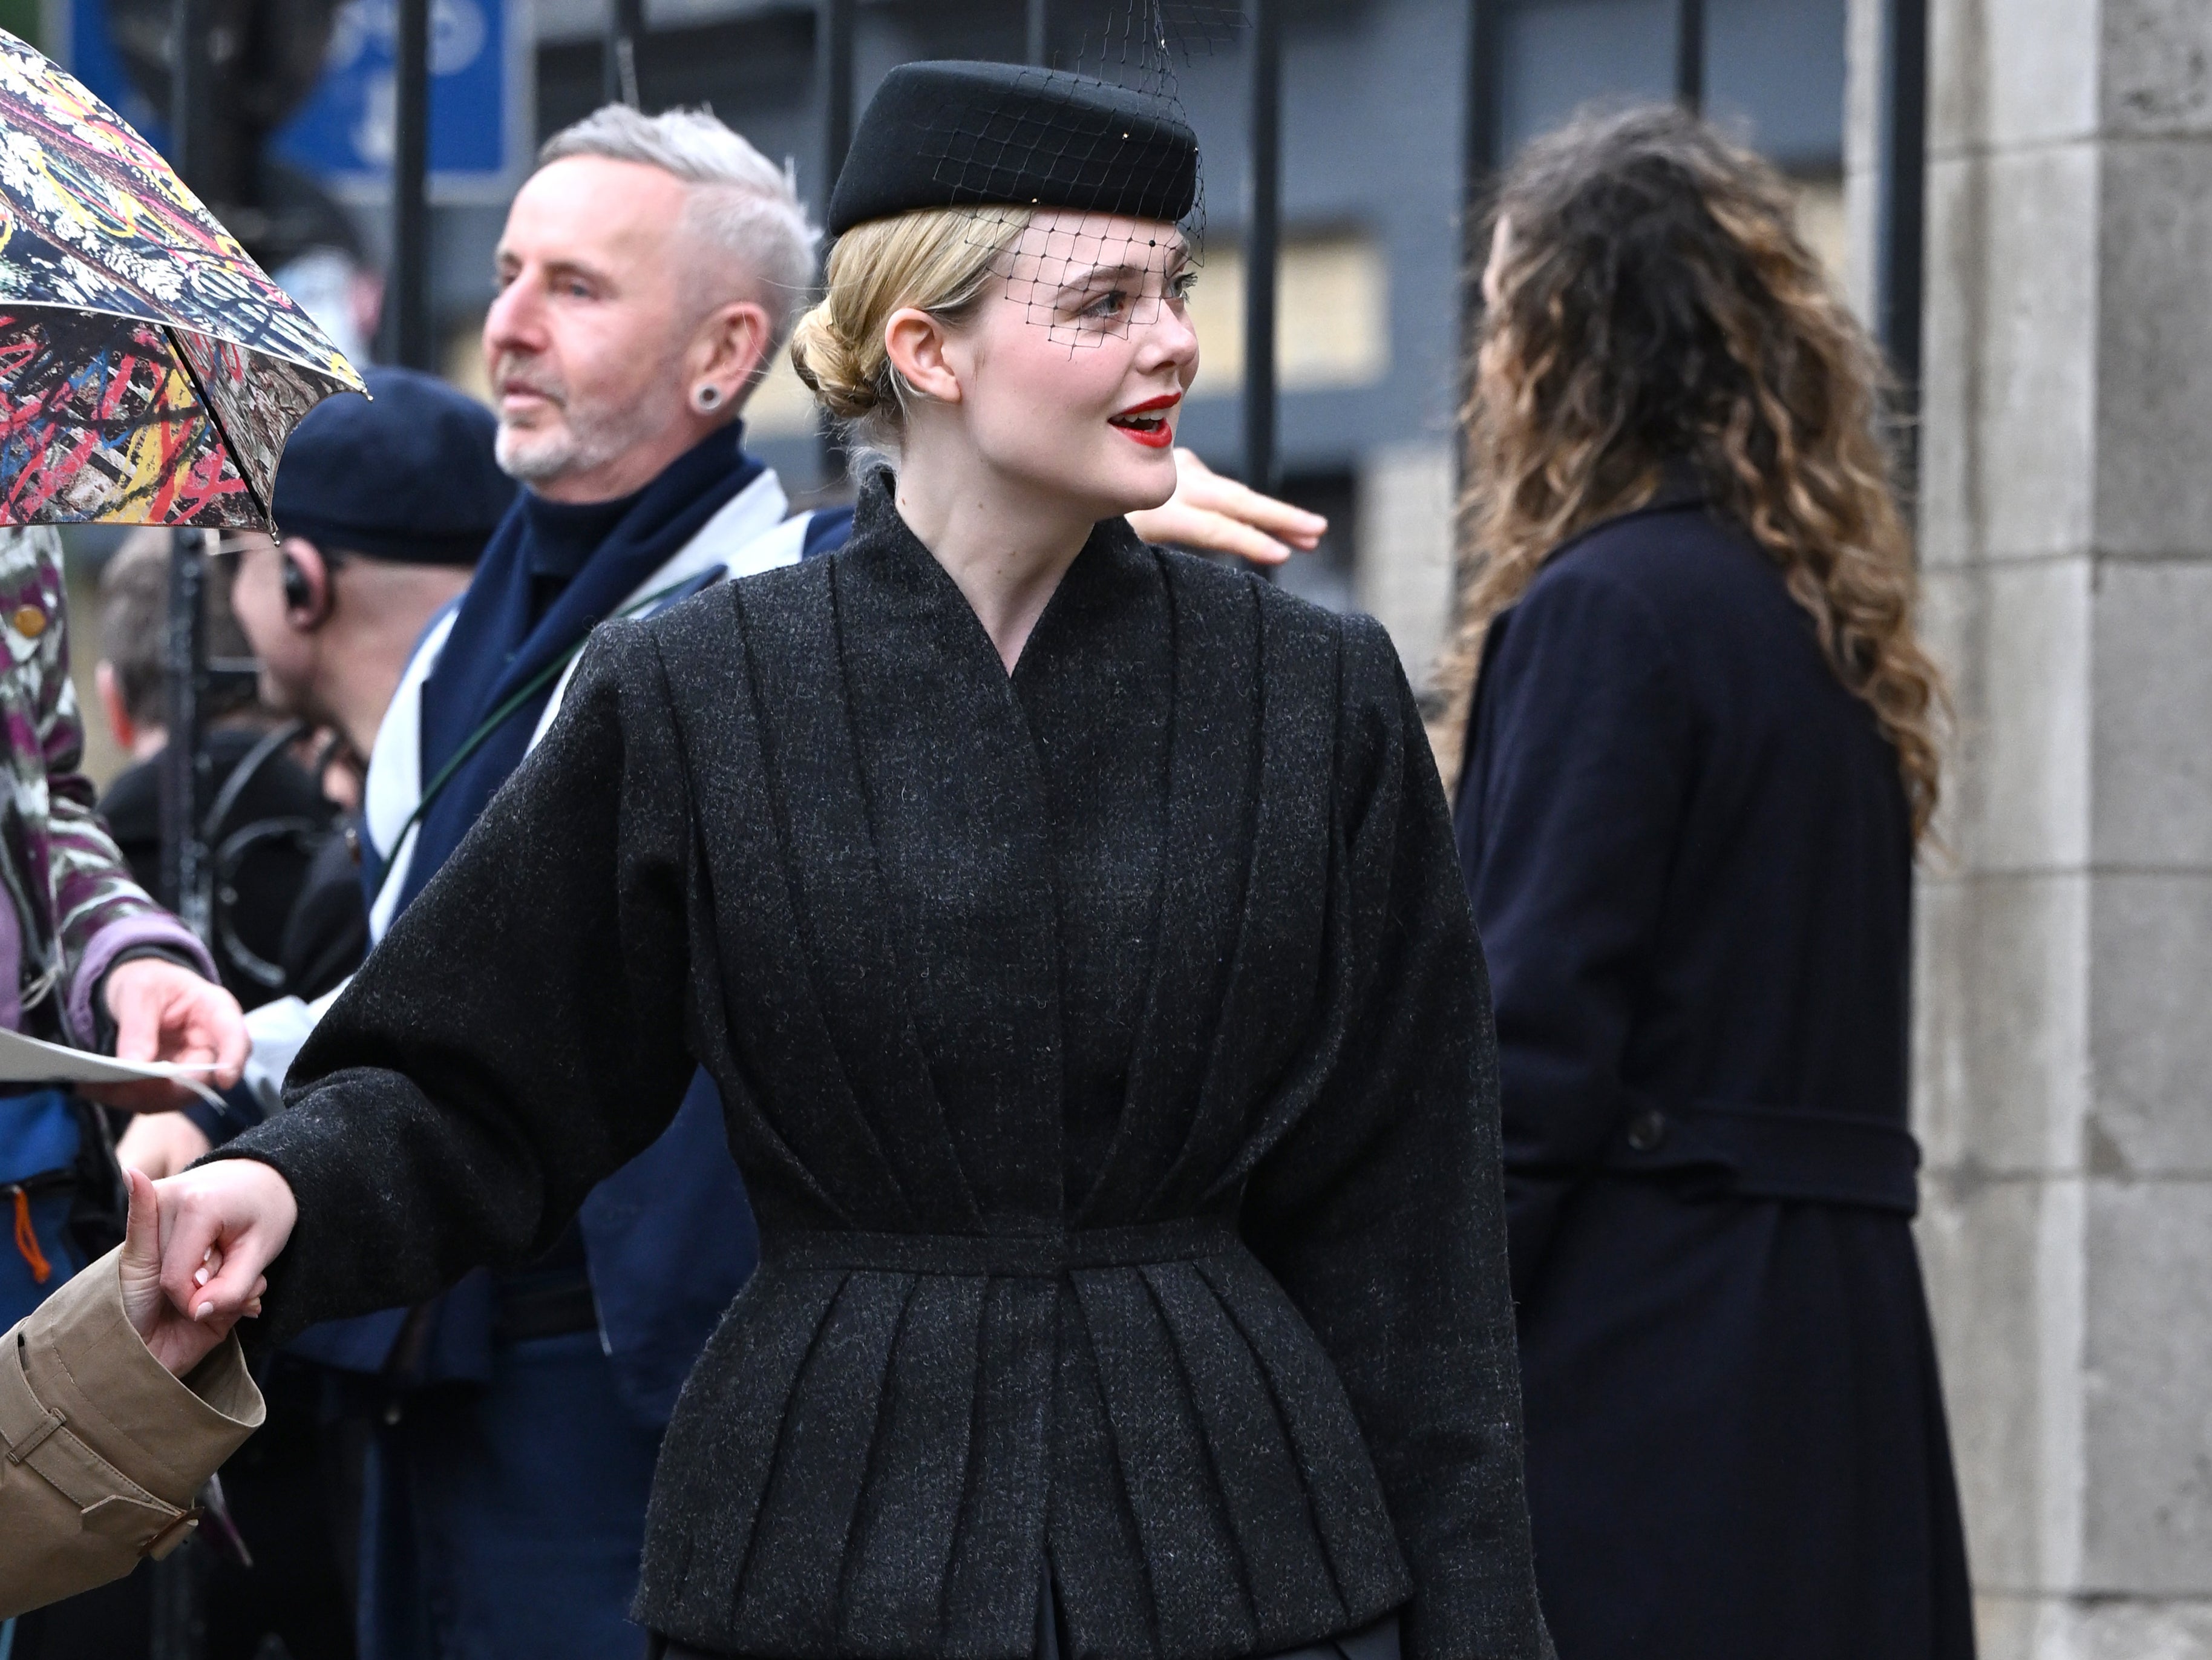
[0,1025,221,1096]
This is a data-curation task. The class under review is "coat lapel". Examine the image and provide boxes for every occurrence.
[1161,590,1340,1202]
[724,562,981,1232]
[1074,559,1264,1225]
[827,504,1065,1222]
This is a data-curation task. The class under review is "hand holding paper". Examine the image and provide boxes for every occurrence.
[88,958,248,1113]
[0,957,246,1114]
[0,1024,225,1099]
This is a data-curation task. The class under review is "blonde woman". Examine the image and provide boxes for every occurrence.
[1444,108,1969,1658]
[148,64,1547,1660]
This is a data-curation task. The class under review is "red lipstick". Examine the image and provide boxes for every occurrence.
[1109,392,1181,450]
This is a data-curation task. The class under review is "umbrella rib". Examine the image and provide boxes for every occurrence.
[162,323,270,529]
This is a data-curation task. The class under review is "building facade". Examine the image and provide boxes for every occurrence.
[515,0,1847,684]
[1874,0,2212,1652]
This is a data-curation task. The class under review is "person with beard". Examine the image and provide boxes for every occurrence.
[224,102,1329,1660]
[228,369,515,1020]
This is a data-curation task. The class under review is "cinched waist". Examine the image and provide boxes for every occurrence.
[761,1216,1241,1277]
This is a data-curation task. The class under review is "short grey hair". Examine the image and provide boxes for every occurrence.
[538,105,819,366]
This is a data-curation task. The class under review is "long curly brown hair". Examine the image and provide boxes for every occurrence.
[1432,106,1946,841]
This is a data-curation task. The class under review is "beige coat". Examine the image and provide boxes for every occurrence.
[0,1248,264,1618]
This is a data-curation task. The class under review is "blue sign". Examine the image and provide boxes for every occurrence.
[60,0,525,200]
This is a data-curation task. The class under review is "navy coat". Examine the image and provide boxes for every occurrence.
[1454,488,1974,1660]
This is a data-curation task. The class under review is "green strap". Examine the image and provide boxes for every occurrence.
[384,576,700,865]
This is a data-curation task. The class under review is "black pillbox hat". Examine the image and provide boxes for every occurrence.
[827,61,1199,236]
[272,367,516,566]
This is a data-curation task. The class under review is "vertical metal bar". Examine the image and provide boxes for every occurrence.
[159,0,211,943]
[1674,0,1704,113]
[1243,0,1281,492]
[1456,0,1502,371]
[817,0,855,209]
[1875,0,1928,430]
[389,0,433,370]
[159,532,212,933]
[814,0,855,487]
[1453,0,1503,517]
[606,0,646,107]
[148,1527,207,1660]
[1454,0,1502,505]
[155,16,214,1627]
[1026,0,1054,67]
[169,0,206,188]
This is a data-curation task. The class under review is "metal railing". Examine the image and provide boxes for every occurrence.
[155,0,1931,933]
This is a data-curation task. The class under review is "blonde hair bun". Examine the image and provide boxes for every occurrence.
[788,303,885,421]
[787,205,1033,467]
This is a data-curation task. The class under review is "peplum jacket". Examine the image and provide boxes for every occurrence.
[220,479,1549,1660]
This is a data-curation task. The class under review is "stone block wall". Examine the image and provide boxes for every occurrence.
[1354,439,1457,693]
[1871,0,2212,1650]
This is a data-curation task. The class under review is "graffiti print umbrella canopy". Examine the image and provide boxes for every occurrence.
[0,29,364,529]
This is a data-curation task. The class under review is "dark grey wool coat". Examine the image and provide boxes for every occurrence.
[221,481,1549,1660]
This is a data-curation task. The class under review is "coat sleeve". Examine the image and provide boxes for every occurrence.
[1239,617,1551,1660]
[0,1248,264,1619]
[1454,562,1695,1298]
[208,620,702,1342]
[0,527,214,1043]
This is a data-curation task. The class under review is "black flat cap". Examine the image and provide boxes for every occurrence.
[827,61,1199,235]
[272,367,515,565]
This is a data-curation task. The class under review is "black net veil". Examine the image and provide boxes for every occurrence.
[911,4,1242,354]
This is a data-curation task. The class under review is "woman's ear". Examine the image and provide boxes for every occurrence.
[883,308,963,406]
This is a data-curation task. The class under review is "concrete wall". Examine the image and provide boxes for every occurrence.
[1879,0,2212,1650]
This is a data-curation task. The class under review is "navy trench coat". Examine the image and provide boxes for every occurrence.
[1454,487,1975,1660]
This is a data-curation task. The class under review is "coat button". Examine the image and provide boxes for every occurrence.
[1625,1109,1669,1152]
[11,604,45,638]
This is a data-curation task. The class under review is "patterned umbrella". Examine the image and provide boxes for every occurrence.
[0,28,364,530]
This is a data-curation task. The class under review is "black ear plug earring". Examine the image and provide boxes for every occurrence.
[283,554,313,612]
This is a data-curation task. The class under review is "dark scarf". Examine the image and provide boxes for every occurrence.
[399,424,762,914]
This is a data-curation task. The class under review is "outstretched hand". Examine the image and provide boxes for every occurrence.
[1128,448,1327,565]
[119,1169,263,1376]
[89,957,249,1113]
[149,1160,296,1336]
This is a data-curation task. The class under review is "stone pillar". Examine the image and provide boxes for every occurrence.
[1354,439,1456,691]
[1878,0,2212,1652]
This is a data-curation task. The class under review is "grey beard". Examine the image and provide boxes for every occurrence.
[492,364,692,486]
[495,412,629,484]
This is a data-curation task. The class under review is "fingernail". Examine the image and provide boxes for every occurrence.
[194,1268,211,1285]
[195,1302,214,1319]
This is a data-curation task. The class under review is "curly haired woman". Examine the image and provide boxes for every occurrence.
[1441,108,1973,1659]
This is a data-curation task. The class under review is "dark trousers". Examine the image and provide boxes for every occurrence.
[359,1329,664,1660]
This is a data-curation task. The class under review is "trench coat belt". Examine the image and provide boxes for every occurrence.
[762,1216,1242,1277]
[1599,1096,1922,1215]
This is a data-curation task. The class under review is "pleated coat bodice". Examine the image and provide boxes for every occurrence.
[227,482,1547,1660]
